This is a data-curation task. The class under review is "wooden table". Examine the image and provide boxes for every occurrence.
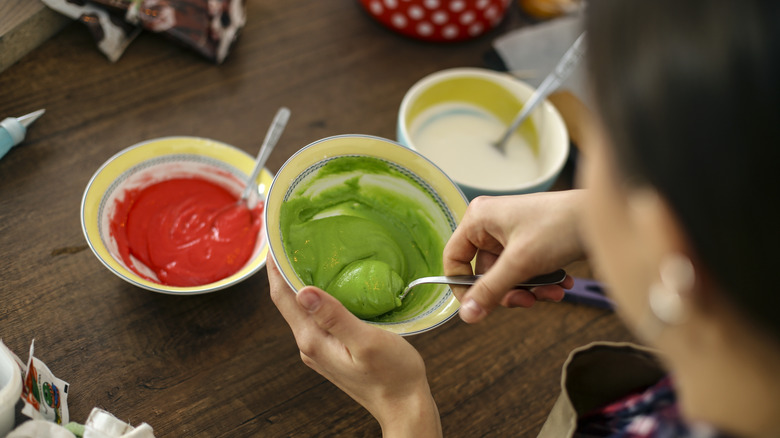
[0,0,69,73]
[0,1,634,436]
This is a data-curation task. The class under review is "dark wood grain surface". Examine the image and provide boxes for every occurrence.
[0,0,69,73]
[0,1,634,436]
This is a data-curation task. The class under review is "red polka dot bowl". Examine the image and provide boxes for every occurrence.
[358,0,512,42]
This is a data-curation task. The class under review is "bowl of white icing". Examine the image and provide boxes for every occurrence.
[397,67,569,200]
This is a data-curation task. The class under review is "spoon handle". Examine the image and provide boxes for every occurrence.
[240,107,291,203]
[401,269,567,299]
[495,32,587,151]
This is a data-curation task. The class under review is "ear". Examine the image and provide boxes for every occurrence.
[627,188,692,273]
[627,188,718,318]
[626,188,706,344]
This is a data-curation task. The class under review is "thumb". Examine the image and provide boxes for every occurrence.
[297,286,366,343]
[460,256,530,323]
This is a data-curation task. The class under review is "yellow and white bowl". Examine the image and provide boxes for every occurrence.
[265,135,468,336]
[398,67,569,200]
[81,136,272,295]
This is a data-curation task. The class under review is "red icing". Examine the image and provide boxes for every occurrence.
[110,177,263,287]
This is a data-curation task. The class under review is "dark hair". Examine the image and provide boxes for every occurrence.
[586,1,780,340]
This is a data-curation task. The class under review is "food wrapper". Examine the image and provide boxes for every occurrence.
[20,341,70,425]
[41,0,246,63]
[9,408,156,438]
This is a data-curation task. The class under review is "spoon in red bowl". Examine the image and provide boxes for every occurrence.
[211,107,290,232]
[239,106,291,204]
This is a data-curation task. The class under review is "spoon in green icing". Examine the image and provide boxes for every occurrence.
[399,269,567,300]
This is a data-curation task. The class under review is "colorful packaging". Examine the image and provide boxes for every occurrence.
[20,341,70,425]
[41,0,246,63]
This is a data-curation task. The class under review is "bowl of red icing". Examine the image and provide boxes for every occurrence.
[81,136,272,294]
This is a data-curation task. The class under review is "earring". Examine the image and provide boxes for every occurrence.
[638,253,696,342]
[650,254,695,324]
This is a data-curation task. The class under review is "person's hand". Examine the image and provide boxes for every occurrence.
[268,257,442,438]
[444,190,586,323]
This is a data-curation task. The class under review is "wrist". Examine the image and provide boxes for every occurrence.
[378,387,442,438]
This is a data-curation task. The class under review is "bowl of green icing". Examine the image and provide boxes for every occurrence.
[265,135,469,335]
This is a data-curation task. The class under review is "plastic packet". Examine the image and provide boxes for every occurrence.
[40,0,140,62]
[41,0,246,63]
[20,341,70,425]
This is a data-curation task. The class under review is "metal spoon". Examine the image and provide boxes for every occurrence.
[399,268,567,300]
[239,106,291,203]
[213,107,289,225]
[494,32,587,153]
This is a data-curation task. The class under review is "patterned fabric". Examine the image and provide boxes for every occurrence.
[575,376,730,438]
[42,0,246,63]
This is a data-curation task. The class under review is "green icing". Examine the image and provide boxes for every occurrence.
[327,260,404,318]
[281,156,445,320]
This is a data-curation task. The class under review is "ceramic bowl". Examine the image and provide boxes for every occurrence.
[397,67,569,200]
[81,136,272,295]
[358,0,511,42]
[265,134,468,336]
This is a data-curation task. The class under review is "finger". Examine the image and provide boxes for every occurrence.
[268,258,335,360]
[474,249,499,274]
[500,289,537,308]
[296,286,369,349]
[443,225,478,302]
[458,253,536,323]
[442,224,479,277]
[267,256,308,329]
[451,250,503,303]
[446,233,502,303]
[450,285,469,302]
[531,285,566,302]
[531,275,574,302]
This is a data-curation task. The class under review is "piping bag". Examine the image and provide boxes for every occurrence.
[0,110,44,161]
